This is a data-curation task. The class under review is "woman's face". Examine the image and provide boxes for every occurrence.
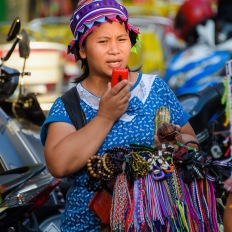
[79,21,132,80]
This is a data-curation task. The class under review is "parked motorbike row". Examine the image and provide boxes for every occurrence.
[166,0,232,203]
[0,17,65,232]
[164,18,232,95]
[162,0,232,96]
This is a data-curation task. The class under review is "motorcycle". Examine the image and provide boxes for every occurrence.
[178,81,232,200]
[163,19,232,95]
[0,17,46,127]
[0,164,61,232]
[0,164,60,232]
[0,17,65,231]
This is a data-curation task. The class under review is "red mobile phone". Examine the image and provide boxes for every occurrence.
[111,68,128,87]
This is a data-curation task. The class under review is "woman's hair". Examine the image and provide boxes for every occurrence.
[72,29,139,83]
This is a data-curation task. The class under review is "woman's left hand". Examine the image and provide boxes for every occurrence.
[154,122,199,151]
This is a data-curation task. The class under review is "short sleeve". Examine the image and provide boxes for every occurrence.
[40,97,73,146]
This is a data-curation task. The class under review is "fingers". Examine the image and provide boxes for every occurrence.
[101,82,111,98]
[154,123,182,147]
[111,80,132,96]
[109,80,131,108]
[175,124,181,133]
[154,135,161,147]
[98,80,132,122]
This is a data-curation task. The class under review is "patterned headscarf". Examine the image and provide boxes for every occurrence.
[68,0,140,61]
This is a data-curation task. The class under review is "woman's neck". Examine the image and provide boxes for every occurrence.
[82,76,108,97]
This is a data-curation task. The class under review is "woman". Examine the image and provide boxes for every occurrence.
[40,0,198,231]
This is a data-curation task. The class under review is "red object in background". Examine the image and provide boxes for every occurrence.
[174,0,216,41]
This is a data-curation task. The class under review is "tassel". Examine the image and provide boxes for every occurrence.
[124,187,134,232]
[110,162,131,232]
[133,178,148,231]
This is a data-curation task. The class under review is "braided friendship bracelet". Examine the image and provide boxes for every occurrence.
[86,144,227,230]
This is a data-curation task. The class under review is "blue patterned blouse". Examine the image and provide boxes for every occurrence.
[40,73,190,232]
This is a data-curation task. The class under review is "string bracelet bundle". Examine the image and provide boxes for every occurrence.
[86,143,231,231]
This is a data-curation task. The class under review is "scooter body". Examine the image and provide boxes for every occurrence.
[0,105,45,171]
[0,102,64,232]
[178,81,231,162]
[164,43,231,94]
[0,17,64,231]
[163,20,232,95]
[0,164,61,232]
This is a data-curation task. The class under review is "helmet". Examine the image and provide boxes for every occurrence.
[174,0,215,44]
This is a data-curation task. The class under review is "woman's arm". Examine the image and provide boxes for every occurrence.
[223,176,232,232]
[44,81,132,178]
[224,193,232,232]
[179,121,199,150]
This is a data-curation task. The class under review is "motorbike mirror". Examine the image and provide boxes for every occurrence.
[6,16,21,42]
[19,29,30,59]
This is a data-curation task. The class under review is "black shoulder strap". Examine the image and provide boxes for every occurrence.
[61,86,86,130]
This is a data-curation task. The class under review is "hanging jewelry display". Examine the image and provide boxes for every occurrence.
[86,106,232,232]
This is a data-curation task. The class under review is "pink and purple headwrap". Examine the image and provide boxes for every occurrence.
[68,0,140,61]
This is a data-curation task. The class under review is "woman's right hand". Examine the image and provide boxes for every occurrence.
[44,80,132,177]
[98,80,132,122]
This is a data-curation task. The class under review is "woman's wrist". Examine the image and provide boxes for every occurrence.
[180,134,199,150]
[95,113,115,127]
